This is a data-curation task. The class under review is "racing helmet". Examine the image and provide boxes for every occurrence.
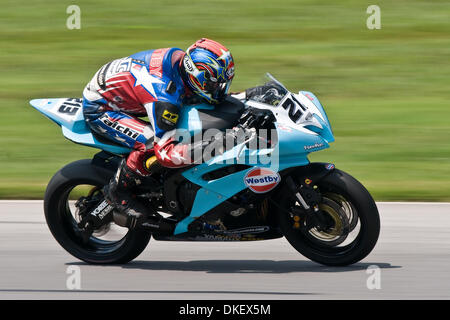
[181,38,235,104]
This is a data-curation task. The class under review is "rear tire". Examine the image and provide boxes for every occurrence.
[44,159,151,264]
[278,168,380,266]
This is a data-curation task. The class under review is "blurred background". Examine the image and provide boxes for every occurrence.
[0,0,448,200]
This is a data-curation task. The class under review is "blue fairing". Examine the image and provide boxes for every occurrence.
[172,96,333,234]
[30,89,335,236]
[301,90,333,136]
[29,98,131,154]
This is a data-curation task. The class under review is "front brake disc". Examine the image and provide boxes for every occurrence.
[303,197,350,247]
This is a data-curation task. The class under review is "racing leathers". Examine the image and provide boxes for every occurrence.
[82,48,195,171]
[82,47,268,225]
[82,48,205,223]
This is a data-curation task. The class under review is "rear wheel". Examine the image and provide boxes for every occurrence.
[278,169,380,266]
[44,160,151,264]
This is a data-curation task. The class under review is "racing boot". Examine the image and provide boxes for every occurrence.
[104,158,150,229]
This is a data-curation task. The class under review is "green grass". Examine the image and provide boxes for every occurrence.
[0,0,449,200]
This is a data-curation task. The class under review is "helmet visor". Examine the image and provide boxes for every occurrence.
[205,79,231,101]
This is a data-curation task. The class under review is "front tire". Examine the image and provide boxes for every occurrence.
[44,159,151,264]
[278,168,380,266]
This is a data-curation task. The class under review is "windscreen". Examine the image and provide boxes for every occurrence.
[248,73,289,107]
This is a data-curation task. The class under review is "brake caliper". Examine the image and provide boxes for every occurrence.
[285,176,325,230]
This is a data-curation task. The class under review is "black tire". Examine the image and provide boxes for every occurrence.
[44,159,151,264]
[278,168,380,266]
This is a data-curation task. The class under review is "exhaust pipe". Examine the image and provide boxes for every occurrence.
[113,211,175,234]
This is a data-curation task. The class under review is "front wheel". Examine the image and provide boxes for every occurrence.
[44,159,151,264]
[278,168,380,266]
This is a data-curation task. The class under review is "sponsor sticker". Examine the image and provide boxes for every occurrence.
[305,93,315,101]
[325,163,335,170]
[183,55,195,74]
[244,168,281,193]
[149,48,168,78]
[223,226,270,235]
[162,110,179,124]
[99,114,141,140]
[90,200,113,220]
[277,124,292,132]
[304,143,324,151]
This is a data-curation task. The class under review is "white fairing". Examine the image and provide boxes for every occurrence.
[244,92,324,136]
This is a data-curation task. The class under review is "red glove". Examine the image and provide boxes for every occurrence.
[153,137,191,168]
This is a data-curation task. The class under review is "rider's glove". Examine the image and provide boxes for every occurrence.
[238,107,275,130]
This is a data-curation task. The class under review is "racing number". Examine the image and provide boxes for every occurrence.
[281,95,307,123]
[58,98,82,115]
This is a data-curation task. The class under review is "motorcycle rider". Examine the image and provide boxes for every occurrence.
[83,38,277,227]
[82,38,235,225]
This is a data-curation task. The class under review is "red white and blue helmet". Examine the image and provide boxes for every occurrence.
[181,38,235,104]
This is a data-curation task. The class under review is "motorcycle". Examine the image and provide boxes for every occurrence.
[30,74,380,266]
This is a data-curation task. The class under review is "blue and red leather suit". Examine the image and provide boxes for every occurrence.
[82,48,193,174]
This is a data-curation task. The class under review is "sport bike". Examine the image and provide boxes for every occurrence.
[30,74,380,266]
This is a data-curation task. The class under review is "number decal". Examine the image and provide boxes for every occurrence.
[281,95,308,123]
[58,98,82,115]
[115,59,131,73]
[109,57,132,75]
[97,57,132,89]
[282,97,302,123]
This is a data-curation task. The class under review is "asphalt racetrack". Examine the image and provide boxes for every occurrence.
[0,201,449,300]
